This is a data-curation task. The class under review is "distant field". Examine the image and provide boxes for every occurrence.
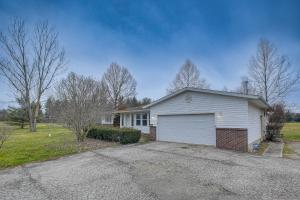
[0,123,78,169]
[282,122,300,142]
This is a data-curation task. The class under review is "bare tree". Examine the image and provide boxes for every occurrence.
[0,19,34,131]
[0,18,65,132]
[167,59,209,93]
[45,96,62,123]
[123,97,152,108]
[32,22,66,131]
[101,62,137,110]
[249,39,300,104]
[56,72,104,143]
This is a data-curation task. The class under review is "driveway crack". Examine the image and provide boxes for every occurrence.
[91,150,161,200]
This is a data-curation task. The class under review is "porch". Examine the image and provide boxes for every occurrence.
[115,107,150,133]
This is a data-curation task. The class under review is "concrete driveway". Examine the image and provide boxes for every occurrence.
[288,142,300,159]
[1,142,300,200]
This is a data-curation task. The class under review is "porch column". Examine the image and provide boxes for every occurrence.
[120,114,123,127]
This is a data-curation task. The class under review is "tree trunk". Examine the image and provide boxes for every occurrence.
[32,99,40,132]
[25,90,34,132]
[27,101,34,132]
[32,116,37,132]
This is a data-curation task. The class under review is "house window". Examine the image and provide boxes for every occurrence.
[142,113,147,126]
[136,114,141,126]
[105,115,111,123]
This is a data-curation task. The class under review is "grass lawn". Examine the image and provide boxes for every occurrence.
[0,123,117,169]
[282,122,300,142]
[283,143,295,155]
[282,122,300,158]
[139,133,151,144]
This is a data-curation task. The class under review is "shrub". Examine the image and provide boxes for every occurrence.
[266,103,285,141]
[101,128,120,141]
[87,127,141,144]
[119,128,141,144]
[87,128,103,140]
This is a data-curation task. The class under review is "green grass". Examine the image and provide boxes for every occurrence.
[139,133,151,144]
[0,122,78,169]
[282,122,300,142]
[283,143,295,155]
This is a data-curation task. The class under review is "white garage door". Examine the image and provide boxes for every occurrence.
[157,114,216,145]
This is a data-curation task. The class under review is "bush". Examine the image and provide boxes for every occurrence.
[87,128,103,140]
[266,103,285,141]
[119,128,141,144]
[87,127,141,144]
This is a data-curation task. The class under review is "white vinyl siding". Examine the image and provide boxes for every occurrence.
[248,103,264,144]
[150,91,249,129]
[118,90,266,145]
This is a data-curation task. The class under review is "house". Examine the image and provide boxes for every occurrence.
[114,87,270,152]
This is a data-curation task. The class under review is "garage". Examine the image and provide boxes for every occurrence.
[157,114,216,145]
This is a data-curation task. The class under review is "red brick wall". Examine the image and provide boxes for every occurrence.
[149,126,156,141]
[216,128,248,152]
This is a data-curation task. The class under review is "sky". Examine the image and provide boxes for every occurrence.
[0,0,299,111]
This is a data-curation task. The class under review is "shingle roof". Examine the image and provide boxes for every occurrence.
[113,106,149,113]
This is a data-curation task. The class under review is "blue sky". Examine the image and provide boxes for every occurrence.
[0,0,300,111]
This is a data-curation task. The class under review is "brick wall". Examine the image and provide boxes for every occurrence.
[149,126,156,141]
[216,128,248,152]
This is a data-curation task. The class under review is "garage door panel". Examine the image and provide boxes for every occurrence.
[157,114,215,145]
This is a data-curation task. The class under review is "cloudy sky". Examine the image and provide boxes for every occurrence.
[0,0,299,111]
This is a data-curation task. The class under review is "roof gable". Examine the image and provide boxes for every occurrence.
[143,87,270,109]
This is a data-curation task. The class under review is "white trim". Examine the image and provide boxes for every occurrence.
[113,109,150,114]
[157,112,215,116]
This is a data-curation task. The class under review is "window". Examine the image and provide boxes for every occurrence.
[136,114,141,126]
[105,115,111,123]
[142,114,147,126]
[121,114,124,126]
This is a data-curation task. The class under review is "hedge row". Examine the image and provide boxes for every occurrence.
[87,127,141,144]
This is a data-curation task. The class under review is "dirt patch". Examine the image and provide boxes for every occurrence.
[180,146,189,149]
[80,138,118,151]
